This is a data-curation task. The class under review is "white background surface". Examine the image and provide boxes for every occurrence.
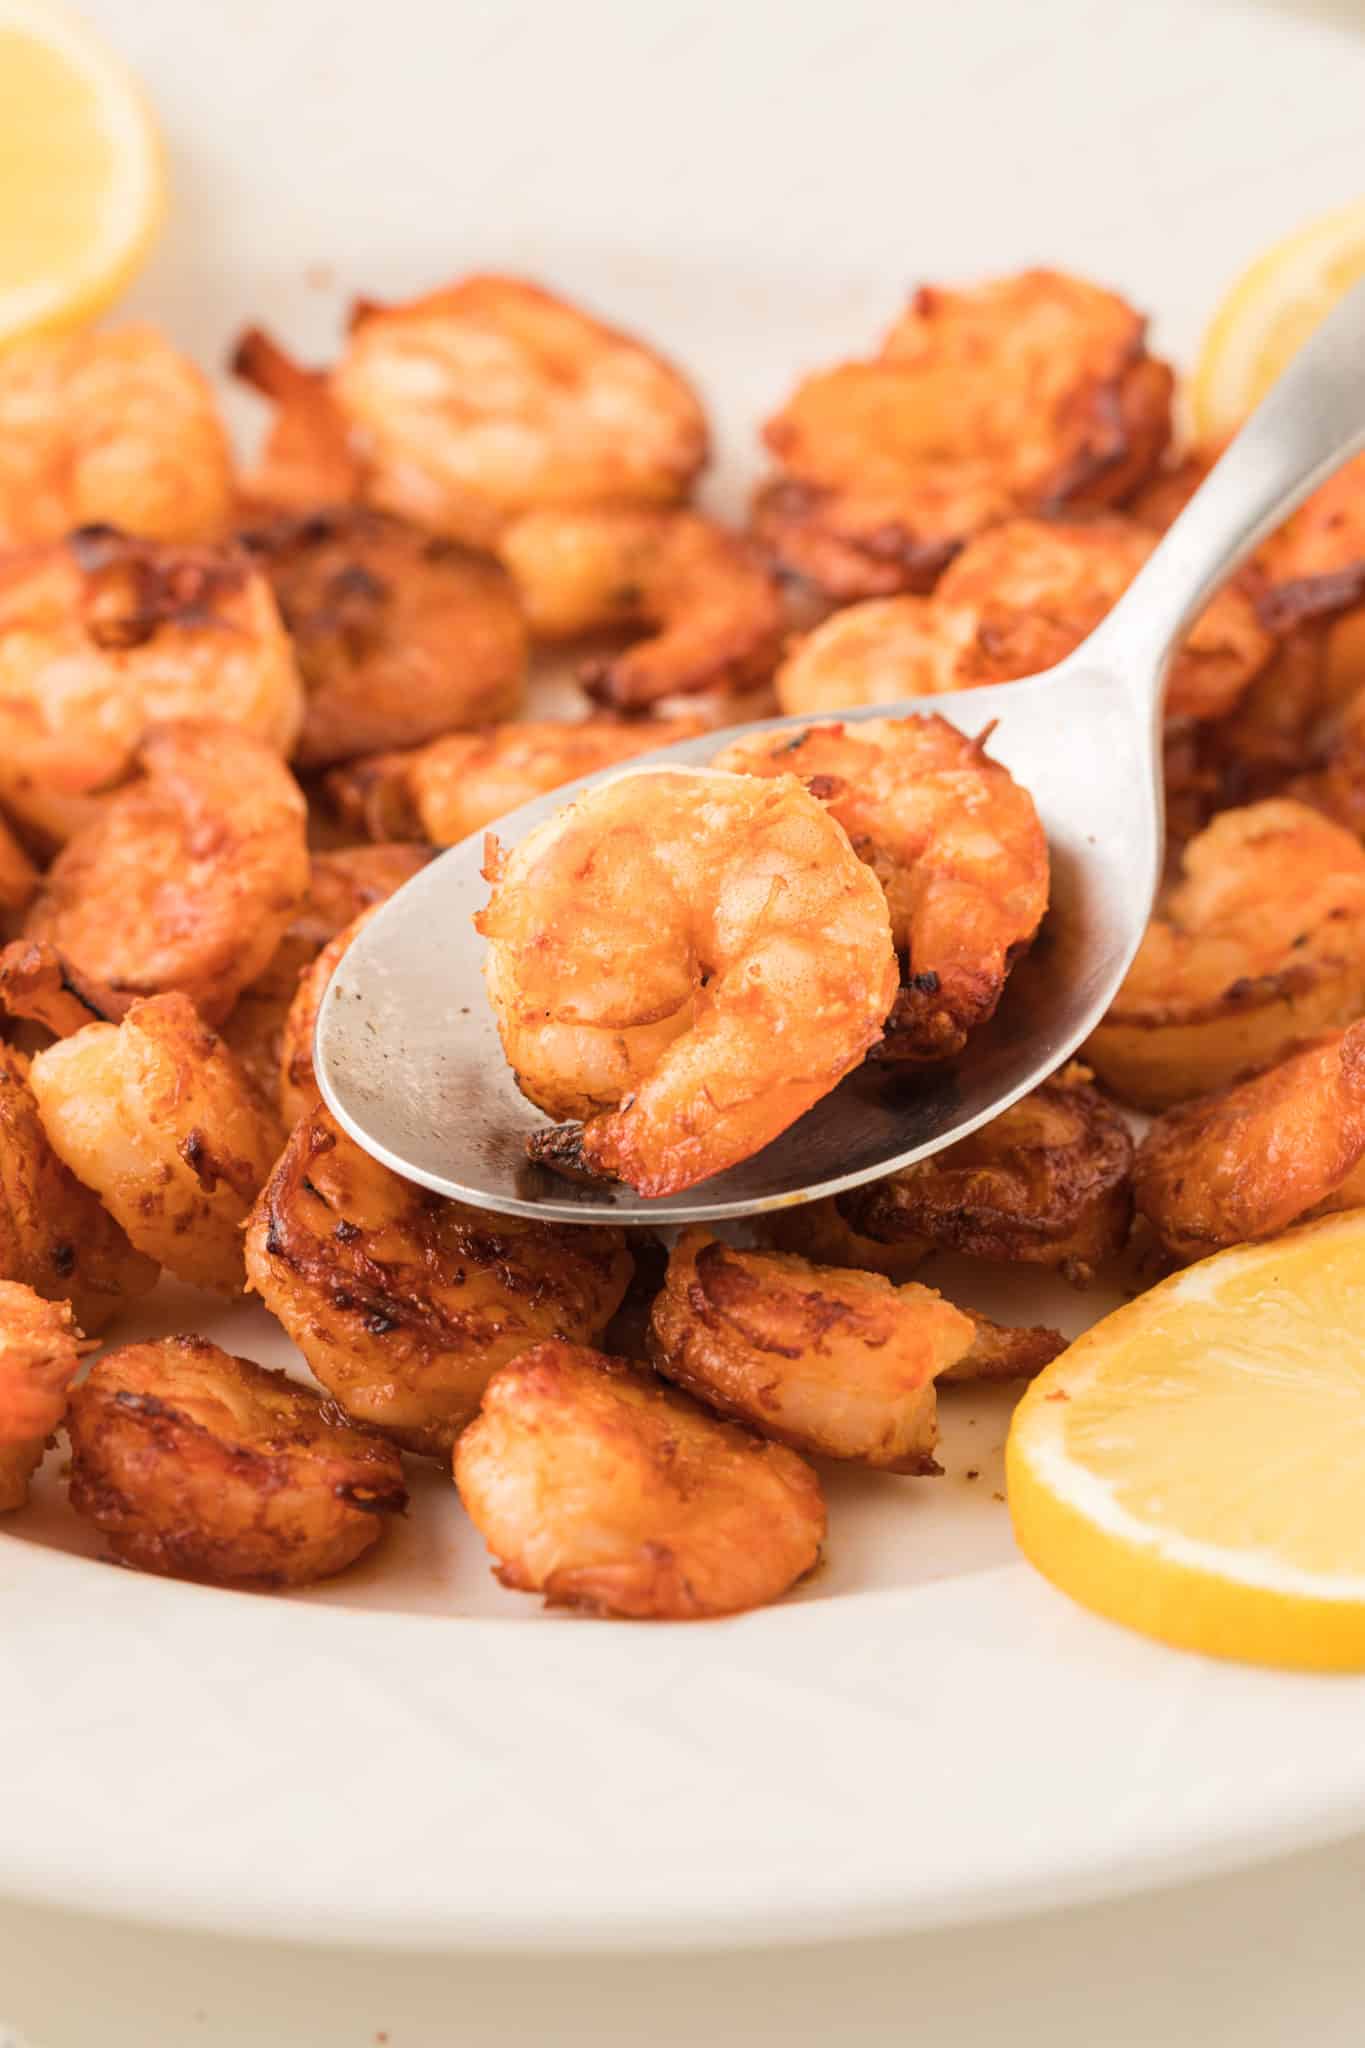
[9,0,1365,2036]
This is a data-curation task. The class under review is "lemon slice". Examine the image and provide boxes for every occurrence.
[0,0,164,344]
[1007,1211,1365,1670]
[1191,199,1365,443]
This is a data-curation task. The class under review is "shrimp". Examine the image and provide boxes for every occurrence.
[0,528,304,847]
[240,508,526,767]
[244,1106,632,1456]
[0,1285,84,1513]
[277,908,375,1126]
[1137,442,1365,635]
[0,325,235,547]
[1257,453,1365,630]
[774,517,1272,725]
[224,844,429,1111]
[841,1064,1134,1285]
[249,842,432,1000]
[29,995,284,1295]
[325,716,706,846]
[231,327,365,512]
[207,847,428,1114]
[1085,799,1365,1108]
[65,1336,407,1586]
[24,720,310,1025]
[0,819,38,919]
[764,1196,929,1280]
[498,506,783,712]
[478,768,898,1195]
[453,1338,825,1619]
[714,715,1049,1060]
[1133,1023,1365,1263]
[754,270,1172,600]
[0,1044,157,1330]
[330,276,709,546]
[650,1229,1061,1472]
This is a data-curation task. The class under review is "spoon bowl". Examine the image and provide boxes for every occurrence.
[316,277,1365,1222]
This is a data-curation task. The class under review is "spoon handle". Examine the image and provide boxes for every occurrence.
[1086,276,1365,725]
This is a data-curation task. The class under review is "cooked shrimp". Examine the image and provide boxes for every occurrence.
[1286,680,1365,843]
[1133,1022,1365,1263]
[0,1044,157,1331]
[245,1106,632,1455]
[454,1338,825,1618]
[715,715,1048,1060]
[0,325,235,547]
[29,995,284,1294]
[0,528,304,846]
[755,270,1172,600]
[231,327,364,512]
[940,1313,1067,1383]
[499,505,783,711]
[330,276,708,546]
[479,768,898,1195]
[775,517,1272,725]
[0,819,38,919]
[764,1197,929,1280]
[1257,453,1365,630]
[326,715,706,846]
[1129,448,1216,533]
[277,907,375,1126]
[225,847,429,1111]
[66,1336,407,1585]
[653,1228,990,1472]
[842,1064,1134,1285]
[24,720,309,1025]
[251,842,431,998]
[1085,799,1365,1108]
[0,1285,84,1513]
[0,939,111,1039]
[241,508,526,767]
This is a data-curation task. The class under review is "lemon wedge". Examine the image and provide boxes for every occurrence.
[0,0,164,344]
[1007,1211,1365,1670]
[1191,199,1365,442]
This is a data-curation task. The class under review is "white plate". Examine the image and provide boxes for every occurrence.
[6,0,1365,1956]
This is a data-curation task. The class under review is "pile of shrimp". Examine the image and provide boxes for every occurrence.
[2,255,1365,1619]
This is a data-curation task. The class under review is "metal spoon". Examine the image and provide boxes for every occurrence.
[316,280,1365,1224]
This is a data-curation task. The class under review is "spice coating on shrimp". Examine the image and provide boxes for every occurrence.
[499,505,784,711]
[30,995,284,1296]
[0,1285,84,1513]
[66,1336,408,1586]
[331,275,709,545]
[0,325,235,547]
[326,716,706,847]
[1134,1023,1365,1263]
[715,715,1049,1060]
[478,767,899,1195]
[245,1107,632,1456]
[277,907,377,1127]
[0,529,304,846]
[841,1064,1134,1285]
[231,327,365,513]
[454,1339,825,1619]
[650,1227,969,1472]
[241,507,527,767]
[24,720,310,1025]
[1086,798,1365,1108]
[0,1045,157,1331]
[755,271,1172,599]
[774,517,1271,726]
